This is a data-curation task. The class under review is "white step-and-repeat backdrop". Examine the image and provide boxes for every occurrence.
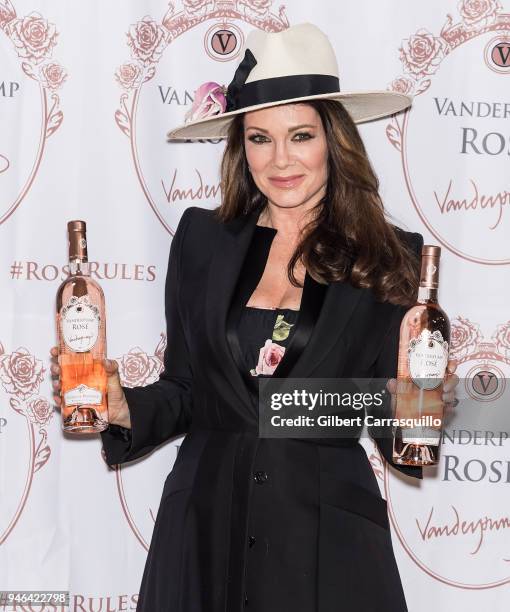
[1,1,509,610]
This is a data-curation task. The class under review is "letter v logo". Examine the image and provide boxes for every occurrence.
[473,370,497,395]
[212,30,236,55]
[494,43,510,66]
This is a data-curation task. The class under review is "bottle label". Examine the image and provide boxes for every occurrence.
[64,383,102,406]
[401,426,441,446]
[408,329,449,390]
[61,295,100,352]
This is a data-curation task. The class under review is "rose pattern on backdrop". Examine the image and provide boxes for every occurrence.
[238,0,273,18]
[0,346,45,399]
[0,333,166,547]
[113,1,288,234]
[458,0,502,30]
[450,317,484,361]
[38,61,67,90]
[25,396,53,427]
[7,10,57,63]
[0,2,67,225]
[127,16,168,67]
[119,344,164,387]
[0,0,15,29]
[385,1,510,265]
[0,342,52,545]
[183,0,215,17]
[388,75,414,95]
[387,1,505,115]
[115,62,143,90]
[399,28,447,80]
[99,333,180,553]
[493,320,510,357]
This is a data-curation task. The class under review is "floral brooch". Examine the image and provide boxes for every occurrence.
[183,49,258,123]
[184,81,227,123]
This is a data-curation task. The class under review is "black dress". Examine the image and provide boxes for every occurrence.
[233,226,320,610]
[238,305,314,610]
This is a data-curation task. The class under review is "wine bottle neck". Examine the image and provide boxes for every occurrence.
[70,260,90,276]
[418,286,438,303]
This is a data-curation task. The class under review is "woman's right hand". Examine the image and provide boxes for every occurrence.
[49,346,132,429]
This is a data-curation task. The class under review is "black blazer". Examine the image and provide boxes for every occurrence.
[100,205,424,612]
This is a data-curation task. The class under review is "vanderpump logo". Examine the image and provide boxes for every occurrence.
[434,96,510,155]
[113,4,288,233]
[430,96,510,233]
[386,419,510,588]
[387,3,510,264]
[0,80,20,98]
[485,35,510,73]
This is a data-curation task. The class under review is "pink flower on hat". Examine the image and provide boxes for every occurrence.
[185,81,227,123]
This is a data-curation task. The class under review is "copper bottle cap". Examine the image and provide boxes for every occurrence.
[67,220,88,262]
[419,245,441,288]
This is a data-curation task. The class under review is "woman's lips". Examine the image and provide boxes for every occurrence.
[268,175,304,188]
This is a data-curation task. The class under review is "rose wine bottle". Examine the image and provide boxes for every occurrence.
[56,221,108,433]
[392,245,450,465]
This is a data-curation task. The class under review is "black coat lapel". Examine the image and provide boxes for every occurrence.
[225,226,329,396]
[284,280,365,378]
[204,208,261,415]
[205,209,367,415]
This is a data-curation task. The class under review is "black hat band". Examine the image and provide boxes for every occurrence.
[225,48,340,112]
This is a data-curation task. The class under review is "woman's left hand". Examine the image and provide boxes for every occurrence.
[442,359,459,407]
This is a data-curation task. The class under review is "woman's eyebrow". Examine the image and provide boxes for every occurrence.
[245,124,317,133]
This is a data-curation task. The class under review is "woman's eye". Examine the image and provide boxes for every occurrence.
[248,134,269,144]
[293,132,313,141]
[247,132,314,144]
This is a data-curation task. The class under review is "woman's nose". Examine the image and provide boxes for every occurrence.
[272,140,294,168]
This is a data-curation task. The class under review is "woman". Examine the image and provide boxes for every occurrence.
[50,23,458,612]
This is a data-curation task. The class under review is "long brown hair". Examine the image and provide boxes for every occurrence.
[215,99,420,307]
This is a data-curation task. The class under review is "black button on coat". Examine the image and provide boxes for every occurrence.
[100,205,424,612]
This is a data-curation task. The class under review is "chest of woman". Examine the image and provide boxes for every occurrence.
[177,209,403,394]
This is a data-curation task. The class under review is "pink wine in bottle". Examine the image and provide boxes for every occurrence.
[56,221,108,433]
[392,245,450,465]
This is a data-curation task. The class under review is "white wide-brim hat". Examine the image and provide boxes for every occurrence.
[166,23,412,141]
